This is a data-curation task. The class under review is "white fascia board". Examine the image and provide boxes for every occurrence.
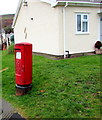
[52,0,101,7]
[67,0,101,4]
[12,0,23,28]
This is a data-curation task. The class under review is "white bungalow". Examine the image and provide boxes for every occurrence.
[12,0,102,58]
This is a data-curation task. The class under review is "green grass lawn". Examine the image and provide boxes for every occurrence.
[1,51,101,119]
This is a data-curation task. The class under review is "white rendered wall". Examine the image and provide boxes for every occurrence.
[64,6,100,54]
[14,0,63,55]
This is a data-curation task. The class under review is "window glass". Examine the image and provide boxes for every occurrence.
[83,15,87,20]
[76,14,89,33]
[82,22,88,32]
[77,15,81,31]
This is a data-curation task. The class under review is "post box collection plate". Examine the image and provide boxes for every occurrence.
[16,52,21,59]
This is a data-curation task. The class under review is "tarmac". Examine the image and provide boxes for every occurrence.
[0,99,26,120]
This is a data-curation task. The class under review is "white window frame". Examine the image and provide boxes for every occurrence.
[76,13,89,34]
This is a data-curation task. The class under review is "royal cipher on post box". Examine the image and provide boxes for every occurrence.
[15,42,32,95]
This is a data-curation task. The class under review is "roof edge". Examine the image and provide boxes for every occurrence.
[12,0,23,28]
[52,0,102,7]
[12,0,102,28]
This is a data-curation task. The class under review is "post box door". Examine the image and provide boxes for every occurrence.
[15,46,25,85]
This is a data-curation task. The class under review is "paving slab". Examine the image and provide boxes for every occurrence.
[0,99,26,120]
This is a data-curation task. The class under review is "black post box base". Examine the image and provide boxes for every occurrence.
[16,84,32,96]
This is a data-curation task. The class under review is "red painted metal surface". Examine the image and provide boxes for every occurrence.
[15,42,32,86]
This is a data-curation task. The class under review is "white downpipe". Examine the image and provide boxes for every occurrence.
[63,2,69,58]
[63,7,66,58]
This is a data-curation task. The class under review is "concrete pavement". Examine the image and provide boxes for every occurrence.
[0,99,26,120]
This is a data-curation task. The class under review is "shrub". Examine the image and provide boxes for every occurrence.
[4,26,13,34]
[7,44,14,54]
[94,41,102,49]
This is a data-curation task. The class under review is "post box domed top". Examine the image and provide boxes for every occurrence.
[15,42,32,46]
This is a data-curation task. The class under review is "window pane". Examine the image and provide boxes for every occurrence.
[77,15,81,31]
[83,15,87,20]
[82,22,88,32]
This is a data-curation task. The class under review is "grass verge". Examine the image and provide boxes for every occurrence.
[2,51,101,118]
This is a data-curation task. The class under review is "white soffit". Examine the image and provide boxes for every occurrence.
[40,0,56,4]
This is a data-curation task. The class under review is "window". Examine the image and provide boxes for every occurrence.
[76,13,89,33]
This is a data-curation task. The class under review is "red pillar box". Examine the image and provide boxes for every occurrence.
[15,42,32,96]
